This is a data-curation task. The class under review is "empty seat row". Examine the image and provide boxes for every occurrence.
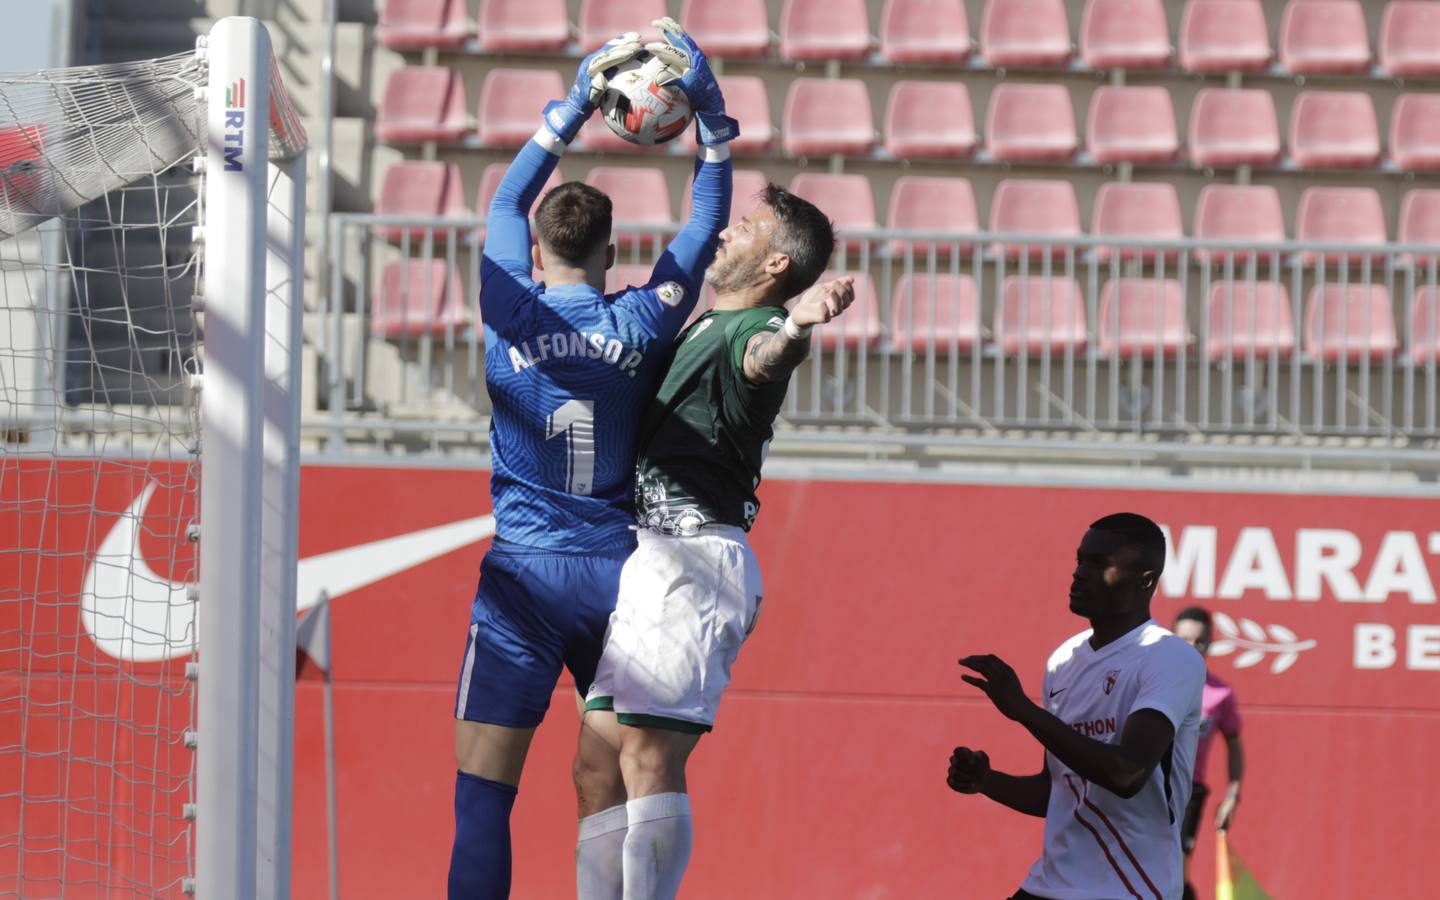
[874,82,1440,171]
[374,161,1440,270]
[380,0,1440,79]
[384,68,1440,174]
[373,255,1440,367]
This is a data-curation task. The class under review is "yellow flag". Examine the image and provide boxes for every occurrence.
[1216,831,1273,900]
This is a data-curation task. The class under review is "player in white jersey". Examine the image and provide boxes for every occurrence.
[948,513,1205,900]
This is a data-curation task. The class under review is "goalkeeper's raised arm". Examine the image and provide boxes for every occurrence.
[641,18,736,307]
[480,33,642,329]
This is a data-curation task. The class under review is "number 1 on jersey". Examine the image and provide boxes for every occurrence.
[546,398,596,495]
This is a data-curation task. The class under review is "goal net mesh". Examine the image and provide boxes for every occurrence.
[0,43,303,896]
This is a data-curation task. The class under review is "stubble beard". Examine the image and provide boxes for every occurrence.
[705,249,757,294]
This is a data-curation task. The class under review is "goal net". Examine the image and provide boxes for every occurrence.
[0,18,306,899]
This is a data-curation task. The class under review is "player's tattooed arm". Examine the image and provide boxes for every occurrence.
[741,276,857,384]
[741,327,810,384]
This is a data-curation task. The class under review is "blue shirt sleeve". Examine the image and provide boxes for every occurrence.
[481,139,560,333]
[612,153,732,342]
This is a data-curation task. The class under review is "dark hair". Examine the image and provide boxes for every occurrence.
[534,182,612,264]
[762,183,835,298]
[1088,512,1167,576]
[1175,606,1213,631]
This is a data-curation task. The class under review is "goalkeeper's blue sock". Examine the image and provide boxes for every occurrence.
[448,770,518,900]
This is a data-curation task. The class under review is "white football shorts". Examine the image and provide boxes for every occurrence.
[586,525,763,732]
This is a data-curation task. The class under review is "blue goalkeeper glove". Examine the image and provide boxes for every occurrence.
[646,17,740,146]
[542,32,644,144]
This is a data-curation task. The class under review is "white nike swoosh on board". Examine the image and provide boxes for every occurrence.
[80,482,495,662]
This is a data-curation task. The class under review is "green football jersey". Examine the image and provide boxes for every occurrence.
[635,305,791,533]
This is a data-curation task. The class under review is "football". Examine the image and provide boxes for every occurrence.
[598,50,693,146]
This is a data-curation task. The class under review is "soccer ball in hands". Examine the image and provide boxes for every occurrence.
[599,51,693,146]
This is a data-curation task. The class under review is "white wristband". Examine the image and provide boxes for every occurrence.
[531,126,568,156]
[782,316,812,340]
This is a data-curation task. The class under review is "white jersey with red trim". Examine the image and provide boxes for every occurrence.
[1020,620,1205,900]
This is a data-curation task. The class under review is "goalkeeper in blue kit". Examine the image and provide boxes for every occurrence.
[446,21,737,899]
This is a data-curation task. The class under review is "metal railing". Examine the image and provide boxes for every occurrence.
[319,213,1440,459]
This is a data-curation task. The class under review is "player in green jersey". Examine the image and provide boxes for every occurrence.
[570,184,854,900]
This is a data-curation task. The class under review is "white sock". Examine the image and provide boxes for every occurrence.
[622,792,692,900]
[577,804,628,900]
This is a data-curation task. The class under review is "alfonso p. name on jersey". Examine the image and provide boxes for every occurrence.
[507,329,646,377]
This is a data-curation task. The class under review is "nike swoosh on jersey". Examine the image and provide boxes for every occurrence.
[1049,688,1066,698]
[80,482,495,662]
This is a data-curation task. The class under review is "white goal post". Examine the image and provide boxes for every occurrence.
[199,17,307,900]
[0,16,306,899]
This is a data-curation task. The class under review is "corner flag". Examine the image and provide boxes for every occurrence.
[1216,831,1272,900]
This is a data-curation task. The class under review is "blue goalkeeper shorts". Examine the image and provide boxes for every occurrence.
[453,536,632,728]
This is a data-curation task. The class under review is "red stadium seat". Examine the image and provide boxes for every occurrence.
[586,167,673,248]
[884,81,977,159]
[985,83,1076,162]
[1399,189,1440,260]
[1304,284,1398,362]
[377,0,470,50]
[1091,182,1184,262]
[1289,91,1381,169]
[683,169,771,228]
[1280,0,1371,74]
[1188,88,1281,168]
[881,0,971,64]
[1086,86,1179,164]
[1411,287,1440,363]
[995,277,1088,354]
[779,0,872,61]
[782,79,875,156]
[1178,0,1271,72]
[1296,187,1387,266]
[885,176,979,257]
[980,0,1072,67]
[579,0,665,49]
[1097,279,1191,358]
[814,271,882,350]
[789,173,877,255]
[1080,0,1172,70]
[990,179,1081,259]
[1380,1,1440,76]
[477,68,564,149]
[890,274,982,352]
[374,162,468,243]
[376,67,470,145]
[478,0,568,52]
[1193,185,1286,263]
[680,76,773,155]
[1390,94,1440,172]
[373,260,469,338]
[1205,282,1296,360]
[682,0,771,58]
[475,163,563,240]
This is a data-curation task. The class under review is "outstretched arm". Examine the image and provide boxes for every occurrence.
[480,34,641,330]
[620,18,736,337]
[741,276,856,384]
[960,654,1177,800]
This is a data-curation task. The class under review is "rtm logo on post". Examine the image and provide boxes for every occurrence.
[223,78,246,172]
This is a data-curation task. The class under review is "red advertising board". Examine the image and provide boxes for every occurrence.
[4,460,1438,897]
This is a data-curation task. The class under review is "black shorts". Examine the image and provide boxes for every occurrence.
[1009,891,1049,900]
[1181,782,1212,854]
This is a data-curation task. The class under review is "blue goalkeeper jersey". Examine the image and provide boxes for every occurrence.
[480,137,731,552]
